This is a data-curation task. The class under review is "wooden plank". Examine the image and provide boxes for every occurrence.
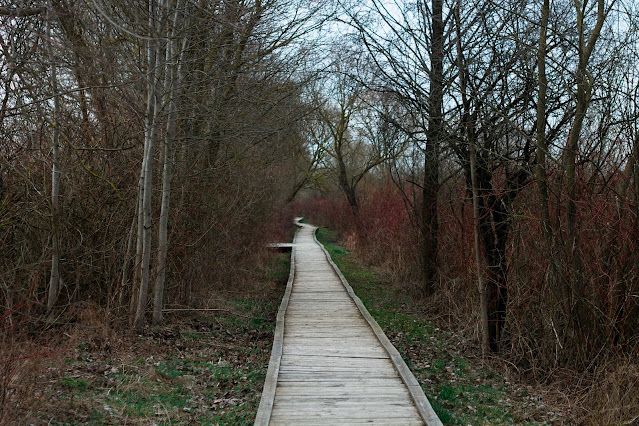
[274,391,410,398]
[284,324,372,329]
[279,364,394,371]
[258,220,440,425]
[272,401,418,411]
[267,243,296,249]
[280,355,393,365]
[282,350,389,358]
[284,327,373,332]
[254,223,301,426]
[275,381,406,388]
[274,388,411,397]
[281,337,380,344]
[271,407,422,418]
[313,228,442,426]
[278,368,396,376]
[278,375,403,382]
[270,420,424,426]
[271,406,420,416]
[283,333,376,339]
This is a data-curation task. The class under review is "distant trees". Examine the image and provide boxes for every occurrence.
[307,57,394,220]
[127,0,330,329]
[2,0,638,386]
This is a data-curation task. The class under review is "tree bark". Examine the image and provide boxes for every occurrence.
[477,178,514,353]
[469,140,489,355]
[563,0,606,329]
[336,148,359,217]
[119,202,137,310]
[134,0,164,332]
[153,3,185,325]
[420,0,443,295]
[131,163,145,316]
[46,4,62,315]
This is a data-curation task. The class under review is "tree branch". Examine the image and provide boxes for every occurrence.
[0,7,46,17]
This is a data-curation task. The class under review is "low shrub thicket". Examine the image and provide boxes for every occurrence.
[295,176,639,422]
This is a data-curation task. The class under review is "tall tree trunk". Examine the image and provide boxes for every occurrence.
[119,203,137,310]
[134,0,164,332]
[562,0,607,333]
[534,0,554,284]
[153,4,185,325]
[420,0,443,295]
[131,165,145,316]
[336,149,359,218]
[455,0,488,353]
[46,4,62,315]
[477,185,513,353]
[152,83,173,324]
[469,140,489,355]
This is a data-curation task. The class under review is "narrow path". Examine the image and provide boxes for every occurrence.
[256,220,441,425]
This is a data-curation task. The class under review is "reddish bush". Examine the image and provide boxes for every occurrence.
[295,167,639,373]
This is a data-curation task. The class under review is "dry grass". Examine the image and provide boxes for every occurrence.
[580,361,639,425]
[316,227,574,424]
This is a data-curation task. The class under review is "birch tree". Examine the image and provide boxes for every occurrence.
[133,0,166,332]
[153,1,186,325]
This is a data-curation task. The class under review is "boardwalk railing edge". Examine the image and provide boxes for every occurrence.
[254,220,301,426]
[313,226,444,426]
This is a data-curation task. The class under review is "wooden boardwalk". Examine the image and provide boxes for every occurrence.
[256,220,441,425]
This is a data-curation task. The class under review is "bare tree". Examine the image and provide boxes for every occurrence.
[153,1,186,325]
[346,0,446,294]
[134,0,167,332]
[534,0,618,354]
[46,3,62,315]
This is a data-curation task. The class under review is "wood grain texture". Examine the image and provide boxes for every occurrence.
[255,220,442,425]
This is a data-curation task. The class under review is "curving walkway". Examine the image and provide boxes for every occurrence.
[255,220,441,425]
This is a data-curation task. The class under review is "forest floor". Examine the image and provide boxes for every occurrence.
[2,253,290,425]
[3,229,576,425]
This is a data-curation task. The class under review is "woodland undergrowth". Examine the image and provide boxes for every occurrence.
[0,212,295,424]
[297,181,639,425]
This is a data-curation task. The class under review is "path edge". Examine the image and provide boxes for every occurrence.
[254,220,301,425]
[313,226,443,426]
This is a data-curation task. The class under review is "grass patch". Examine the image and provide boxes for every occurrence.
[316,227,547,425]
[58,377,89,391]
[25,252,291,425]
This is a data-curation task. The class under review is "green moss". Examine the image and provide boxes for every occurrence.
[58,377,89,391]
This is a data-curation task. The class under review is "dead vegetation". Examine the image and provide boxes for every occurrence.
[313,224,639,425]
[0,253,289,425]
